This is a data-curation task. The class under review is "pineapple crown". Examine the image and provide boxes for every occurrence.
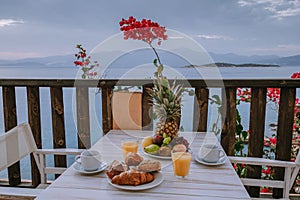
[149,76,183,121]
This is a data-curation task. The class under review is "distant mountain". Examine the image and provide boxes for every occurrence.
[262,55,300,66]
[209,52,278,64]
[0,55,74,68]
[0,52,299,68]
[209,52,300,66]
[184,62,280,68]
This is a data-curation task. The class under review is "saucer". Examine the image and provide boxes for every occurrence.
[73,162,107,174]
[195,155,226,166]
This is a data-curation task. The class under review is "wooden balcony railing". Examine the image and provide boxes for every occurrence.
[0,78,299,198]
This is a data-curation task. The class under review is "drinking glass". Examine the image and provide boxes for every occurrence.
[121,138,138,159]
[171,151,192,178]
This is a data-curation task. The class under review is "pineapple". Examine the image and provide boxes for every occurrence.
[149,76,183,139]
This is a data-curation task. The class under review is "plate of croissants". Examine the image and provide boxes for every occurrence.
[106,153,163,190]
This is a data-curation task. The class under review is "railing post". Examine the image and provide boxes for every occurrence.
[247,87,267,197]
[50,86,66,177]
[2,86,21,186]
[76,87,91,148]
[102,86,113,134]
[273,88,296,198]
[142,85,153,130]
[193,87,209,132]
[27,86,42,187]
[221,87,236,156]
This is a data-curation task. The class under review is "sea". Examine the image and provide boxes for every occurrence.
[0,65,299,180]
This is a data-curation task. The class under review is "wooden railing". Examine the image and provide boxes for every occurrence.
[0,78,299,198]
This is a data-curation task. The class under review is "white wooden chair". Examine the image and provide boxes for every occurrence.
[228,152,300,199]
[0,123,83,199]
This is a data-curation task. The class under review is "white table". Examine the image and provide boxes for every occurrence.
[36,130,250,200]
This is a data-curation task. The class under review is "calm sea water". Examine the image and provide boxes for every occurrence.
[0,66,299,180]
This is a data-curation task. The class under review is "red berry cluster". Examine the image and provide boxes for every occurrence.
[237,87,281,103]
[74,44,87,66]
[291,72,300,78]
[74,44,99,79]
[237,88,251,102]
[267,88,280,103]
[119,16,167,45]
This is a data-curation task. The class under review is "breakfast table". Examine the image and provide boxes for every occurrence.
[35,130,251,200]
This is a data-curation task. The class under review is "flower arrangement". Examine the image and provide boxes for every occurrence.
[120,16,183,140]
[74,44,99,79]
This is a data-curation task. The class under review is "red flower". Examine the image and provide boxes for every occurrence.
[264,139,270,147]
[261,187,270,193]
[74,61,83,66]
[87,71,97,77]
[119,16,167,45]
[262,166,271,175]
[267,88,280,103]
[269,137,277,145]
[233,163,237,170]
[291,72,300,78]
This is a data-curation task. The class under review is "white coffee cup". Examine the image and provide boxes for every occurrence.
[198,144,225,163]
[75,150,101,171]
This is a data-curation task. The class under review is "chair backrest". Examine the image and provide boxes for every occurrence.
[112,91,142,130]
[290,148,300,189]
[0,123,37,172]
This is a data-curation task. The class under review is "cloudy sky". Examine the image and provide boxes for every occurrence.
[0,0,300,60]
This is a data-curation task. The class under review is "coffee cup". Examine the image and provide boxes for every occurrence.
[198,144,225,163]
[75,150,101,171]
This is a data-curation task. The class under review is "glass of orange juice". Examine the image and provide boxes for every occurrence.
[171,151,192,178]
[121,138,139,159]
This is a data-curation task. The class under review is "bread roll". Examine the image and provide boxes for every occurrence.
[137,159,161,172]
[125,152,143,166]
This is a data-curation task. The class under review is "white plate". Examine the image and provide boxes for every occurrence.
[107,172,163,191]
[73,162,107,174]
[195,155,226,166]
[143,151,172,160]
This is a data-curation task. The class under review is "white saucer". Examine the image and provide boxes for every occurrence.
[195,155,226,166]
[73,162,107,174]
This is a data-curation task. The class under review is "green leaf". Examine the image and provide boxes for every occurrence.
[153,59,158,67]
[236,109,241,124]
[241,167,247,177]
[242,131,248,140]
[236,124,243,134]
[212,95,221,105]
[234,140,244,152]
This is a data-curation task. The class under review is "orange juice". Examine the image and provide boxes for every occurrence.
[121,141,138,158]
[172,152,192,177]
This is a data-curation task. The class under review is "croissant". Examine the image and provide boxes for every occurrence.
[111,169,154,186]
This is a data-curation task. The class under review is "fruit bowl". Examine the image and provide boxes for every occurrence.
[142,134,190,159]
